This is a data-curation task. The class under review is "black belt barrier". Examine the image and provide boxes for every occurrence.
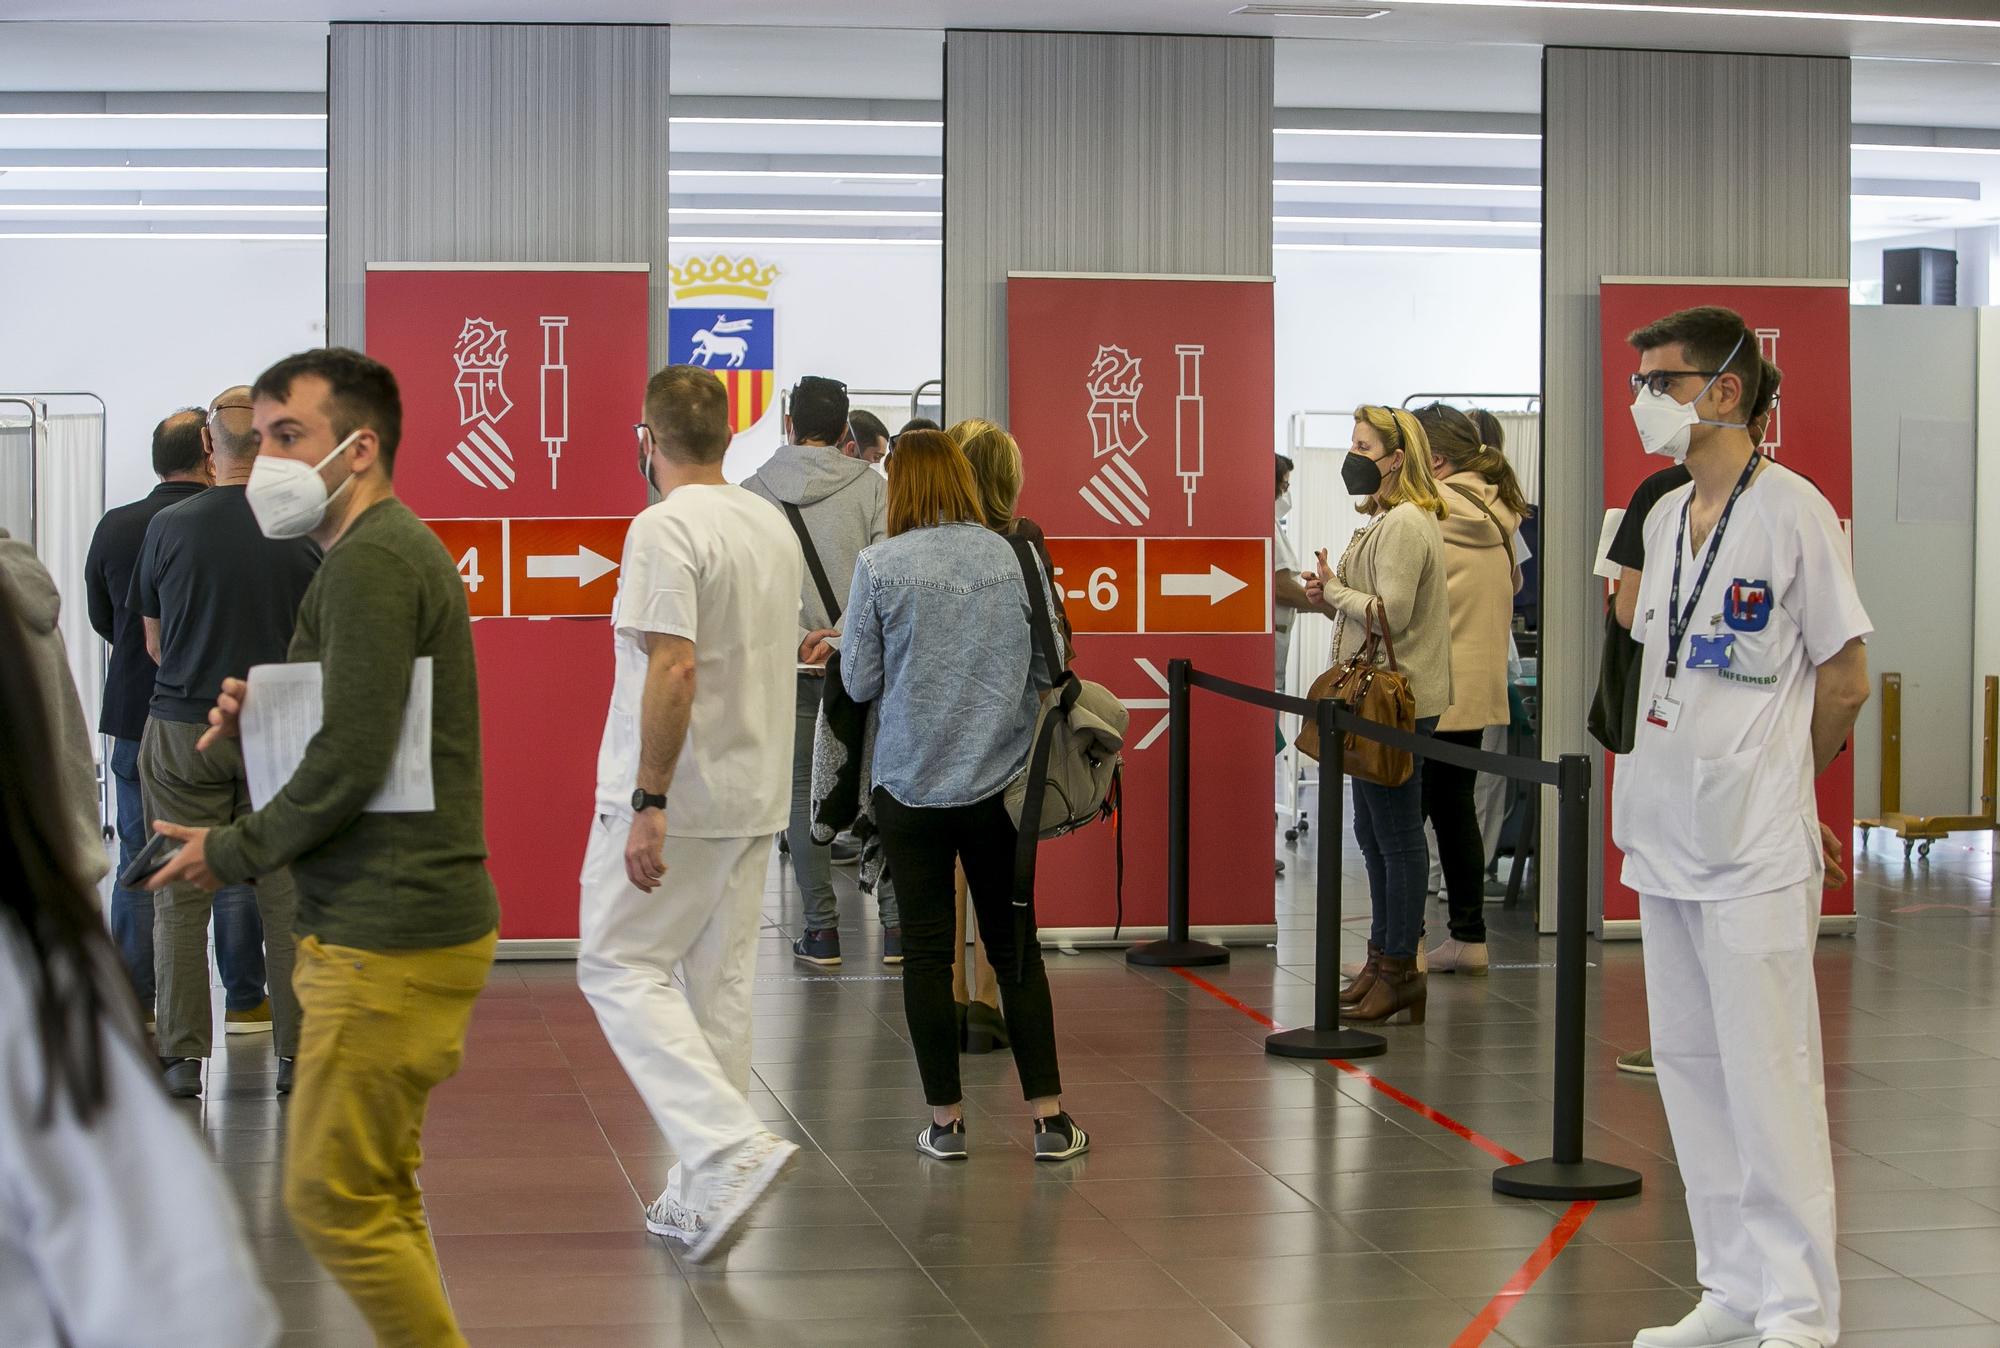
[1125,656,1643,1204]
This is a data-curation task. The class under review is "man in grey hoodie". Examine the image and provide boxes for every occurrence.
[743,376,896,967]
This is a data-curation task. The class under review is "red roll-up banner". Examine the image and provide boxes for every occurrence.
[1007,274,1276,932]
[366,264,651,940]
[1597,277,1855,924]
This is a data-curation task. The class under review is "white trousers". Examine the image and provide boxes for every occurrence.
[1641,882,1839,1346]
[577,818,769,1210]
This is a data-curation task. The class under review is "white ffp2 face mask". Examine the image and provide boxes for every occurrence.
[1276,490,1293,519]
[1629,388,1700,463]
[246,431,361,539]
[1629,332,1749,464]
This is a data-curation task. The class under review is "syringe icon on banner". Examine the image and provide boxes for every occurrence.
[540,316,570,490]
[1754,327,1781,457]
[1174,344,1206,527]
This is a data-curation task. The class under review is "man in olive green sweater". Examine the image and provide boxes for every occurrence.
[147,347,497,1348]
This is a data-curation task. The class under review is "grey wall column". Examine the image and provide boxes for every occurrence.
[1541,48,1849,932]
[327,23,672,361]
[943,30,1272,421]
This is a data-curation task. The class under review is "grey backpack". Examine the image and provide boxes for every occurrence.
[1003,536,1127,958]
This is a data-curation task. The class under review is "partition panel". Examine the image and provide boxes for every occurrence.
[1541,47,1850,935]
[327,23,670,948]
[327,23,672,363]
[943,30,1272,422]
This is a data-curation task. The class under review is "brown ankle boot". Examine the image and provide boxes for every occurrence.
[1339,944,1382,1007]
[1344,955,1426,1025]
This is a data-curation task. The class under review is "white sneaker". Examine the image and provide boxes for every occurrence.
[643,1192,702,1247]
[1633,1301,1760,1348]
[686,1131,798,1265]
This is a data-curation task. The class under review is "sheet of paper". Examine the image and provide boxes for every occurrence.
[241,658,436,813]
[1593,508,1627,580]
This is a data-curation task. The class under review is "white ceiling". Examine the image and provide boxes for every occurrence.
[10,1,2000,65]
[3,16,1999,248]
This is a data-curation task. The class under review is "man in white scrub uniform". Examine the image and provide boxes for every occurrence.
[1613,307,1871,1348]
[577,365,806,1264]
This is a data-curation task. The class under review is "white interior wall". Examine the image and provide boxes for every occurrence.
[707,241,943,482]
[1272,246,1542,568]
[1979,309,2000,814]
[0,235,327,549]
[1852,227,1999,307]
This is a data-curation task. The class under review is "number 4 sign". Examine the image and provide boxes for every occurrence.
[420,516,631,619]
[426,519,505,617]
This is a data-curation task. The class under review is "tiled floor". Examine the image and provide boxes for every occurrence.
[187,823,2000,1347]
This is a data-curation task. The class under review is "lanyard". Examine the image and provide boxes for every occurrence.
[1664,452,1759,681]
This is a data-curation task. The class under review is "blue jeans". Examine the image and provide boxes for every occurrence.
[212,886,268,1012]
[109,736,155,1010]
[1352,718,1438,961]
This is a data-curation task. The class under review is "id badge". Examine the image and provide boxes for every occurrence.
[1646,692,1683,732]
[1686,633,1734,670]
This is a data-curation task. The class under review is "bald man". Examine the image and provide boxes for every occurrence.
[133,386,322,1098]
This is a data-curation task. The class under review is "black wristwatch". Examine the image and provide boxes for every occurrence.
[631,788,667,813]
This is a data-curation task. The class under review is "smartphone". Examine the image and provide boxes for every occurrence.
[118,832,184,890]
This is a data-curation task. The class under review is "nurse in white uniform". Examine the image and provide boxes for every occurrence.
[1612,306,1871,1348]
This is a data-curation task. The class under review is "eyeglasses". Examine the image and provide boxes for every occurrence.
[1630,370,1721,398]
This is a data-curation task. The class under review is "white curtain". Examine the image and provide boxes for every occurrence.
[1277,434,1369,824]
[1491,410,1542,507]
[2,409,107,765]
[41,413,106,743]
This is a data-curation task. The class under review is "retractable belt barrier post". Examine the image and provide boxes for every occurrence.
[1263,694,1387,1061]
[1143,660,1641,1202]
[1490,752,1643,1201]
[1125,659,1231,968]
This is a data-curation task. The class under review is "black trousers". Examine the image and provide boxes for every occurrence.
[873,787,1064,1108]
[1422,728,1489,944]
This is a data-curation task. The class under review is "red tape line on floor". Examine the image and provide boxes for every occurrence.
[1170,967,1598,1348]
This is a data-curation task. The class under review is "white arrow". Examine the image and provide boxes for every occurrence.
[1160,565,1247,605]
[1122,658,1172,751]
[526,545,618,587]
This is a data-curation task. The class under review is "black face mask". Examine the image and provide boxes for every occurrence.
[1342,451,1383,497]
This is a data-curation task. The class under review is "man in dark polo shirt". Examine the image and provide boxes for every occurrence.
[84,409,211,1014]
[133,387,320,1098]
[147,348,498,1348]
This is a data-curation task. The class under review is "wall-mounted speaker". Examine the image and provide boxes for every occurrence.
[1884,247,1958,306]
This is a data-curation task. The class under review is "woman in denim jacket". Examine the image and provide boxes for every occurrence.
[839,431,1089,1163]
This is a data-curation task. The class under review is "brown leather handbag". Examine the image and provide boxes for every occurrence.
[1295,597,1417,787]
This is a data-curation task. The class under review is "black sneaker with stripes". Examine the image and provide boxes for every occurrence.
[1032,1111,1089,1162]
[915,1117,968,1160]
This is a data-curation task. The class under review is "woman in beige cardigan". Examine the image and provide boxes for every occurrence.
[1411,405,1529,977]
[1301,406,1452,1025]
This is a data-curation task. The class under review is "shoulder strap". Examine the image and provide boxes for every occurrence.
[1371,596,1400,672]
[1448,481,1515,571]
[1009,534,1068,679]
[780,501,841,624]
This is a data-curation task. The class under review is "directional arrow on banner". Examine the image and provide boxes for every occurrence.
[525,545,618,587]
[1123,657,1173,751]
[1159,564,1247,606]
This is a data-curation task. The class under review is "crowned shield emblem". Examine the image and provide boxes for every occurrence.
[668,256,780,432]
